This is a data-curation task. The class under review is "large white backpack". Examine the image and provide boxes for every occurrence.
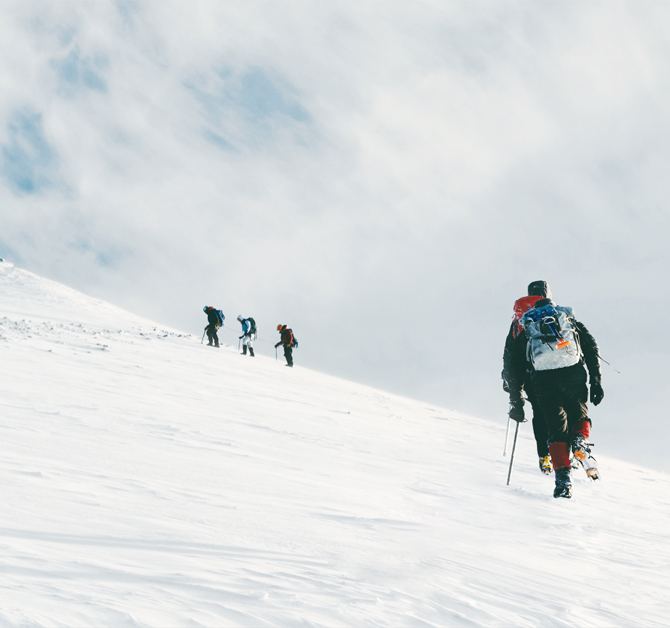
[521,304,583,371]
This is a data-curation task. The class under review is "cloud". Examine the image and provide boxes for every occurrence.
[51,47,108,94]
[185,65,312,149]
[1,110,58,194]
[1,1,669,470]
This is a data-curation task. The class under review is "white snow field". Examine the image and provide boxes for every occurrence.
[1,261,669,628]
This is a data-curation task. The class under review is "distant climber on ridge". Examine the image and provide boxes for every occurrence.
[237,315,256,357]
[505,287,604,499]
[203,306,224,348]
[502,280,553,475]
[275,324,297,367]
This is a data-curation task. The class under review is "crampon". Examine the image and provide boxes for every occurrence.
[572,436,600,481]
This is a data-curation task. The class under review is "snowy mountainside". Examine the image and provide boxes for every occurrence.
[1,260,669,627]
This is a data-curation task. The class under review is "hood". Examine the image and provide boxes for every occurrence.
[527,280,552,298]
[533,297,556,308]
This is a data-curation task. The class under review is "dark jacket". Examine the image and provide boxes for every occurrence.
[502,321,519,393]
[501,294,543,392]
[206,308,220,326]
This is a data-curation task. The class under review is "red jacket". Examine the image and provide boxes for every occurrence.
[277,327,294,347]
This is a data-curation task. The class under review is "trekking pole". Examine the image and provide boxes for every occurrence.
[275,347,278,362]
[201,327,206,344]
[598,354,621,374]
[238,338,241,353]
[506,421,521,486]
[503,416,511,456]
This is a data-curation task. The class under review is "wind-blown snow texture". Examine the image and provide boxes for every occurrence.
[1,261,669,627]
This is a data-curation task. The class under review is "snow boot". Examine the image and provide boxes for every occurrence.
[539,455,553,475]
[242,345,247,355]
[249,347,255,357]
[572,435,599,480]
[553,467,572,498]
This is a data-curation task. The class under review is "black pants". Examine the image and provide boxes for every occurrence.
[531,364,589,444]
[206,324,219,347]
[284,345,293,366]
[525,376,549,458]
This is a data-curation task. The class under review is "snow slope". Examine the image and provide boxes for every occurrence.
[1,261,668,627]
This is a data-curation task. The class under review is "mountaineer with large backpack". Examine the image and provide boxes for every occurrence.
[203,306,224,348]
[275,324,298,367]
[506,289,605,499]
[502,280,553,475]
[237,315,257,357]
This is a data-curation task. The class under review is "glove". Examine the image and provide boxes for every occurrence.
[508,393,526,423]
[274,343,280,348]
[590,376,604,406]
[239,335,244,339]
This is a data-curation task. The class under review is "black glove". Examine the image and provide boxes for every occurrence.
[508,393,526,423]
[239,335,244,339]
[590,376,604,406]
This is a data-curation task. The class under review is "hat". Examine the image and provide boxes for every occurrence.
[527,281,552,299]
[277,324,283,331]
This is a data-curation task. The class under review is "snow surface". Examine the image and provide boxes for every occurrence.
[1,260,669,627]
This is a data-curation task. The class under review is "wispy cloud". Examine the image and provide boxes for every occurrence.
[0,1,669,470]
[51,47,108,95]
[1,110,58,194]
[185,66,311,149]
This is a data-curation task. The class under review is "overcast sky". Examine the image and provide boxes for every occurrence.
[1,1,669,472]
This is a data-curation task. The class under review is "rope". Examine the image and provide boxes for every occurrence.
[217,324,276,345]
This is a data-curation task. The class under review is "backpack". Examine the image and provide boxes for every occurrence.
[247,317,257,335]
[287,328,298,348]
[521,304,582,371]
[215,310,225,327]
[512,295,542,338]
